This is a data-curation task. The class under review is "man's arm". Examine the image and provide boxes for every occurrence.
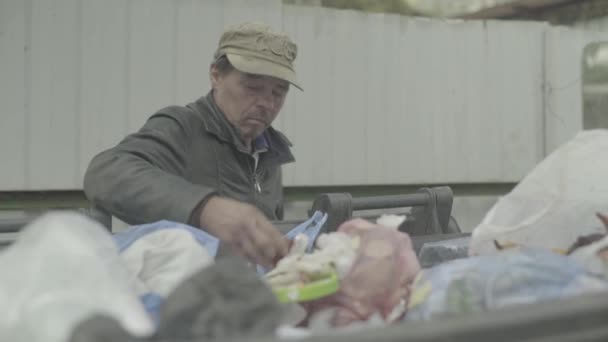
[83,112,215,225]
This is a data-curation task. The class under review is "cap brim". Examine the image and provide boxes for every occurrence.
[226,53,303,91]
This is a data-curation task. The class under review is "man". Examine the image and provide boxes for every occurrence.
[84,22,301,268]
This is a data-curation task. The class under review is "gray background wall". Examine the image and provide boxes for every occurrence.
[1,0,606,231]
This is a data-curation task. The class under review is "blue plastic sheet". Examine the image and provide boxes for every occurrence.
[256,211,328,276]
[406,248,608,321]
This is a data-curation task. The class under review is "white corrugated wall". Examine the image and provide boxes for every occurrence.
[280,8,546,187]
[0,0,285,191]
[0,0,602,191]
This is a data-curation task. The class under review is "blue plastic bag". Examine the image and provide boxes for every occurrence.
[406,248,608,321]
[256,211,328,276]
[283,211,328,252]
[114,215,328,319]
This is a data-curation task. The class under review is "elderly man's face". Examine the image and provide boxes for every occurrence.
[211,66,289,147]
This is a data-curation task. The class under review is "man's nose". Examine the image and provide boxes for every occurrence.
[256,92,276,112]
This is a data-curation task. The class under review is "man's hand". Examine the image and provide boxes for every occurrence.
[199,196,289,268]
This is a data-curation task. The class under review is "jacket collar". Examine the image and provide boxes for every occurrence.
[189,92,295,165]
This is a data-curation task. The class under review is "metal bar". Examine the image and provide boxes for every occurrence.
[246,290,608,342]
[455,0,576,20]
[351,193,431,210]
[0,218,30,233]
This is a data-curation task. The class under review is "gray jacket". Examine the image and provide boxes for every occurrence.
[83,92,295,226]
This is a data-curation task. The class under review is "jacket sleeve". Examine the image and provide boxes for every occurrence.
[83,112,216,226]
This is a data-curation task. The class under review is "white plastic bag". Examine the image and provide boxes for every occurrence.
[470,130,608,255]
[120,229,213,297]
[113,220,218,298]
[570,234,608,277]
[0,212,154,342]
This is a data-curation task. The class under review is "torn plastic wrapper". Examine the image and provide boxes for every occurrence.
[302,219,421,326]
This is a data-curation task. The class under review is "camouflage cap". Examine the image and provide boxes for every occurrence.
[214,22,302,91]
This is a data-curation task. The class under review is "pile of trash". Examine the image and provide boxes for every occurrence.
[2,130,608,341]
[280,218,420,328]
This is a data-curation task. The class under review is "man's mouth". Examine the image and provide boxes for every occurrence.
[245,117,267,126]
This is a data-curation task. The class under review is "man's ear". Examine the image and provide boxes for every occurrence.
[209,64,220,88]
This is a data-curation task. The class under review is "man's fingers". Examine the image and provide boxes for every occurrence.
[247,224,278,263]
[270,228,289,257]
[274,235,289,258]
[237,234,272,268]
[203,199,288,268]
[254,215,289,258]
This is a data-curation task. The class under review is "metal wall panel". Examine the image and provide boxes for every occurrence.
[127,0,177,132]
[0,0,27,189]
[543,25,607,154]
[280,11,546,186]
[28,0,81,189]
[0,1,599,190]
[79,0,130,186]
[175,0,223,106]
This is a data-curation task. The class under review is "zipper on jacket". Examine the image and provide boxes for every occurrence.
[250,154,262,196]
[254,174,261,194]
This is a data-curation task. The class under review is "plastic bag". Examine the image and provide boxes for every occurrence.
[303,219,421,326]
[0,212,154,342]
[113,221,219,322]
[257,211,328,276]
[570,234,608,278]
[113,222,218,296]
[470,130,608,255]
[71,257,284,342]
[406,248,608,321]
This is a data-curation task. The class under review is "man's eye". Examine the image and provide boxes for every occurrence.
[247,85,261,92]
